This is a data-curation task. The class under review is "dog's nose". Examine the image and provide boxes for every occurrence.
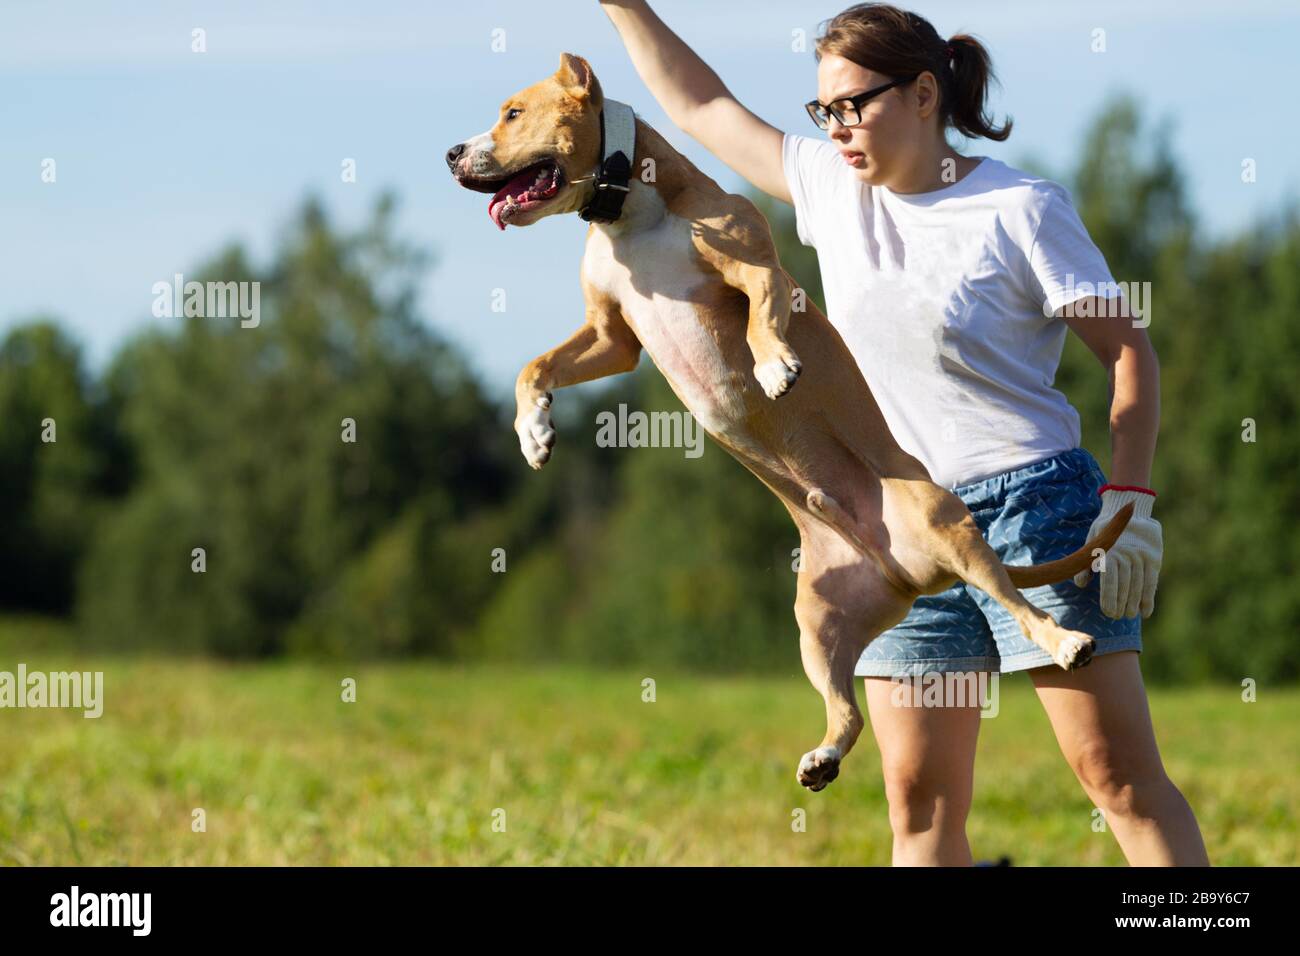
[446,143,466,172]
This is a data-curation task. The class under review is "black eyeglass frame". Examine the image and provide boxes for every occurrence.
[804,74,920,130]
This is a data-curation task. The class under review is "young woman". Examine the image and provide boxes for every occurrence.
[599,0,1208,865]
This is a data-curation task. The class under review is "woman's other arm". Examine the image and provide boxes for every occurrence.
[1063,298,1159,487]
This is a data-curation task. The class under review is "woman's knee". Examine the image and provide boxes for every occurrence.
[1069,739,1172,819]
[882,765,973,834]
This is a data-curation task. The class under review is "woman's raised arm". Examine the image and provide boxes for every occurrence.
[599,0,792,204]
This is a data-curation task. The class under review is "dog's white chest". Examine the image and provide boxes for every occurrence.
[582,212,745,433]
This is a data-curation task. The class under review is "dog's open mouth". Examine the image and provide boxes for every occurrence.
[463,160,565,231]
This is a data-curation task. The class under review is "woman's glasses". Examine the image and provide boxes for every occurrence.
[805,75,919,130]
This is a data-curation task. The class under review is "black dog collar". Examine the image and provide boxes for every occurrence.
[578,99,636,224]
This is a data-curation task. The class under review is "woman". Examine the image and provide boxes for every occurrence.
[598,0,1208,865]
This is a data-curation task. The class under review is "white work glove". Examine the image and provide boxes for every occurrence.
[1073,486,1162,619]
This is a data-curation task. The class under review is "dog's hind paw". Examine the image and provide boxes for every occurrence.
[796,746,841,791]
[1053,632,1096,671]
[754,352,802,399]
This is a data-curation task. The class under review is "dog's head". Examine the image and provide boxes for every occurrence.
[446,53,605,230]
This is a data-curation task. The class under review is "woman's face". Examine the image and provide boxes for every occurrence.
[815,53,933,187]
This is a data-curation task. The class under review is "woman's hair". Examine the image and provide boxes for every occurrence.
[815,3,1012,141]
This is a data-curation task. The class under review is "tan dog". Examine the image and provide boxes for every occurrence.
[448,54,1132,791]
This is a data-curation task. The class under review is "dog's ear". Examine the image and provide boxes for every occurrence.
[557,52,603,108]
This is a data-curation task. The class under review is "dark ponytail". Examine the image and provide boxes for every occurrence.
[814,3,1012,142]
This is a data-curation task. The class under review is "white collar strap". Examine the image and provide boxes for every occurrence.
[578,99,636,224]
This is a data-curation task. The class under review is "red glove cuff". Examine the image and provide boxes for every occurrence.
[1099,483,1156,498]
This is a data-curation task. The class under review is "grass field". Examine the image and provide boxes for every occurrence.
[1,620,1295,865]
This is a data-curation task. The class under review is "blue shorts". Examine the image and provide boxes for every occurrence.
[856,447,1142,677]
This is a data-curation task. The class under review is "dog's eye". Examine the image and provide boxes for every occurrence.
[505,108,523,121]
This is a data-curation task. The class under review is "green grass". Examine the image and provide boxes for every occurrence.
[0,621,1295,865]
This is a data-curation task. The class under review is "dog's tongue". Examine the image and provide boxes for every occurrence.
[488,167,540,230]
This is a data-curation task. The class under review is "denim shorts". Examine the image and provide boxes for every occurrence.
[855,446,1142,677]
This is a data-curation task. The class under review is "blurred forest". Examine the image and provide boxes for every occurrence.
[2,96,1296,682]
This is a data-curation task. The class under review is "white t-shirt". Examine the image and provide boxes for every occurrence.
[781,131,1116,488]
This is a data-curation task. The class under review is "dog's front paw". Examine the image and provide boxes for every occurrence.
[754,348,802,399]
[796,745,841,791]
[516,396,556,470]
[1053,631,1096,671]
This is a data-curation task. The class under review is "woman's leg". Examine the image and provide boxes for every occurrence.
[863,675,985,866]
[1028,650,1209,865]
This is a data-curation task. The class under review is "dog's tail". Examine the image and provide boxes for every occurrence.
[1003,502,1134,589]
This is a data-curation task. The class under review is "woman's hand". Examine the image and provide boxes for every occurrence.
[1074,486,1163,618]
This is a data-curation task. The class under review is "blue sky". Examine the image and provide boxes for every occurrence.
[2,0,1295,394]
